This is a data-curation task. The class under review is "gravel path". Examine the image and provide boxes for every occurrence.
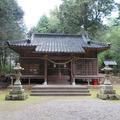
[0,99,120,120]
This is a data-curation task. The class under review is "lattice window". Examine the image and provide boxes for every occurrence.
[75,59,97,75]
[20,59,44,75]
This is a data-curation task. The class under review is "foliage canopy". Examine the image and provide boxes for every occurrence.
[0,0,25,73]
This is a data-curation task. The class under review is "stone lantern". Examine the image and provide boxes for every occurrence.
[97,65,120,100]
[5,63,28,100]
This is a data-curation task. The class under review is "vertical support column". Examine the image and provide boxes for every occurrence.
[71,61,73,85]
[87,79,90,86]
[96,58,99,75]
[10,76,14,88]
[98,78,100,85]
[28,77,30,85]
[44,59,47,85]
[10,52,12,72]
[72,59,76,85]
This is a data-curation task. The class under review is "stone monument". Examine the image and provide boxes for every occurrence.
[97,65,120,100]
[5,63,28,100]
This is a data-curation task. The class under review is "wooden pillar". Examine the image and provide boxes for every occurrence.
[28,77,30,85]
[10,52,12,72]
[10,76,14,88]
[87,79,90,85]
[71,61,73,84]
[72,59,75,85]
[98,78,100,85]
[44,59,47,85]
[97,58,99,75]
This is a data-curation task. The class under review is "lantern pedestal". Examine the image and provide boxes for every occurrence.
[5,80,28,100]
[5,63,28,100]
[97,80,120,100]
[97,66,120,100]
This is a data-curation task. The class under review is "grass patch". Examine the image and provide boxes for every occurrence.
[113,85,120,94]
[90,88,99,99]
[0,89,50,111]
[0,90,9,101]
[90,85,120,103]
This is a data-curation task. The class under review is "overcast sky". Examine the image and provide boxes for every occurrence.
[17,0,62,30]
[17,0,120,30]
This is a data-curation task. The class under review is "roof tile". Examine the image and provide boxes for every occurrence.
[8,33,109,53]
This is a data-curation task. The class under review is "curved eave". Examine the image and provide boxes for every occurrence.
[7,44,36,54]
[8,44,36,48]
[84,46,110,53]
[33,51,85,54]
[8,43,36,46]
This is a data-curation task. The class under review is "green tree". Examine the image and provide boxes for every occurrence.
[98,25,120,73]
[47,7,62,33]
[0,0,25,74]
[0,0,25,40]
[36,15,49,33]
[34,0,117,37]
[58,0,116,36]
[35,8,62,34]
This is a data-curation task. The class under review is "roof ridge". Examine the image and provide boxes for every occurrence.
[8,39,27,42]
[7,39,28,45]
[91,40,109,46]
[33,33,82,37]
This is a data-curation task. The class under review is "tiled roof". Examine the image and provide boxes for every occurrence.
[104,60,117,66]
[8,33,109,53]
[0,40,7,45]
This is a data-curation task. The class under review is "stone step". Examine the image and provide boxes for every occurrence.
[31,85,90,96]
[32,88,88,91]
[31,89,89,92]
[30,92,91,96]
[32,85,88,89]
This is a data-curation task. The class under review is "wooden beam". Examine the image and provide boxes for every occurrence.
[20,57,97,60]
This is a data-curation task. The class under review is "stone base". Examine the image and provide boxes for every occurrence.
[5,79,28,100]
[5,92,28,100]
[97,83,120,100]
[5,89,28,100]
[97,93,120,100]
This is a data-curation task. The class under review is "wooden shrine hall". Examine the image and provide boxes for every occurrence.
[7,33,110,86]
